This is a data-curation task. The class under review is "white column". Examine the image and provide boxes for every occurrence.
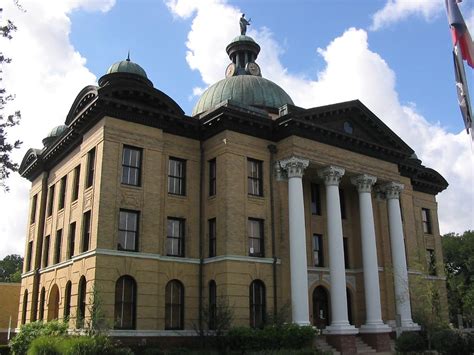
[279,156,310,325]
[318,166,357,334]
[381,182,420,331]
[351,174,391,333]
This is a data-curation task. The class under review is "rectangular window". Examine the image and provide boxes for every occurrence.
[209,158,216,196]
[209,218,216,257]
[54,229,62,264]
[30,194,37,224]
[86,148,96,188]
[26,241,33,271]
[427,249,437,276]
[47,185,55,217]
[248,159,263,196]
[311,184,321,215]
[82,211,91,252]
[118,210,139,251]
[339,188,346,219]
[67,222,76,259]
[343,237,350,269]
[248,218,264,257]
[167,218,185,257]
[58,176,67,210]
[422,208,432,234]
[121,146,142,186]
[168,158,186,195]
[312,234,324,267]
[43,235,50,267]
[72,165,80,201]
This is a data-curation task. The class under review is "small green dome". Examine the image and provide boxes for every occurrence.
[43,125,67,147]
[106,58,147,78]
[193,75,294,116]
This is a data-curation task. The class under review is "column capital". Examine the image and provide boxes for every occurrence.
[351,174,377,193]
[278,156,309,178]
[381,182,404,200]
[318,166,345,186]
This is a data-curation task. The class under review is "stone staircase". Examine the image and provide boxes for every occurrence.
[355,336,376,354]
[314,334,395,354]
[314,335,340,355]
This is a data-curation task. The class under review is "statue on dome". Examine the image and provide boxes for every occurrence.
[240,14,251,35]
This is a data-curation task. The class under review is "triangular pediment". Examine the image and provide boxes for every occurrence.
[284,100,414,161]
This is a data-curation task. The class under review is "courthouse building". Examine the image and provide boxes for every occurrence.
[17,30,448,353]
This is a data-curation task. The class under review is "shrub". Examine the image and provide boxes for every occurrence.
[226,324,316,352]
[27,336,64,355]
[395,331,426,353]
[432,329,472,355]
[9,321,68,355]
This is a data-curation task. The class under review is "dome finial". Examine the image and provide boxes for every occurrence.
[240,14,251,35]
[127,50,130,62]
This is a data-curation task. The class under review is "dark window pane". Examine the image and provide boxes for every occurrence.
[209,218,216,257]
[118,210,139,251]
[82,211,91,252]
[167,218,185,257]
[165,280,184,330]
[73,166,80,201]
[209,159,216,196]
[339,188,346,219]
[168,158,186,195]
[77,277,86,328]
[68,222,76,259]
[249,280,266,328]
[422,208,432,234]
[248,219,264,257]
[47,185,55,217]
[30,195,37,224]
[311,184,321,215]
[209,280,217,330]
[121,146,142,186]
[86,148,96,188]
[38,288,45,321]
[313,234,324,267]
[54,229,62,264]
[64,282,72,318]
[43,236,50,267]
[247,159,263,196]
[343,238,349,269]
[59,176,67,210]
[114,276,136,329]
[26,241,33,271]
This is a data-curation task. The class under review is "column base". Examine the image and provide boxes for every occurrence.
[400,320,421,332]
[359,322,392,333]
[360,331,392,352]
[323,323,359,335]
[325,334,357,355]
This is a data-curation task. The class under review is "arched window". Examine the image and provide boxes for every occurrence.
[47,284,60,321]
[77,276,86,328]
[165,280,184,330]
[249,280,265,328]
[208,280,217,330]
[38,287,45,321]
[22,290,28,325]
[114,275,137,329]
[64,281,72,319]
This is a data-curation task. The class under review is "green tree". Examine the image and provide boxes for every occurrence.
[442,230,474,325]
[0,4,23,192]
[0,254,23,282]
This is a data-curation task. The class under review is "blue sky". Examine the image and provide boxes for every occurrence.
[68,0,467,131]
[0,0,473,258]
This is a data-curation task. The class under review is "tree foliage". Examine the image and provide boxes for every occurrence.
[0,253,23,282]
[442,230,474,323]
[0,5,22,192]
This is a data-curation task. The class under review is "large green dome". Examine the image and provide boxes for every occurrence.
[193,75,294,116]
[106,58,147,78]
[42,125,68,147]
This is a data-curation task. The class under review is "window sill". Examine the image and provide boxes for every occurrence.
[121,183,142,190]
[168,193,187,200]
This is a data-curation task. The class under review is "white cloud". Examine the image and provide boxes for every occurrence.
[0,0,115,258]
[370,0,443,30]
[168,0,473,234]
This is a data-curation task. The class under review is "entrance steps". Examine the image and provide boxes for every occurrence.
[315,334,395,354]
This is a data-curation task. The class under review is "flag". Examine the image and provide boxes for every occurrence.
[453,44,473,133]
[446,0,474,68]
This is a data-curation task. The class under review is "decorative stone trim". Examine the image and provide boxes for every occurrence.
[381,182,404,200]
[108,329,198,337]
[278,156,309,178]
[203,255,280,264]
[317,166,345,186]
[351,174,377,193]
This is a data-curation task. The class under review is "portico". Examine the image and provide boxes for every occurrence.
[277,156,417,352]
